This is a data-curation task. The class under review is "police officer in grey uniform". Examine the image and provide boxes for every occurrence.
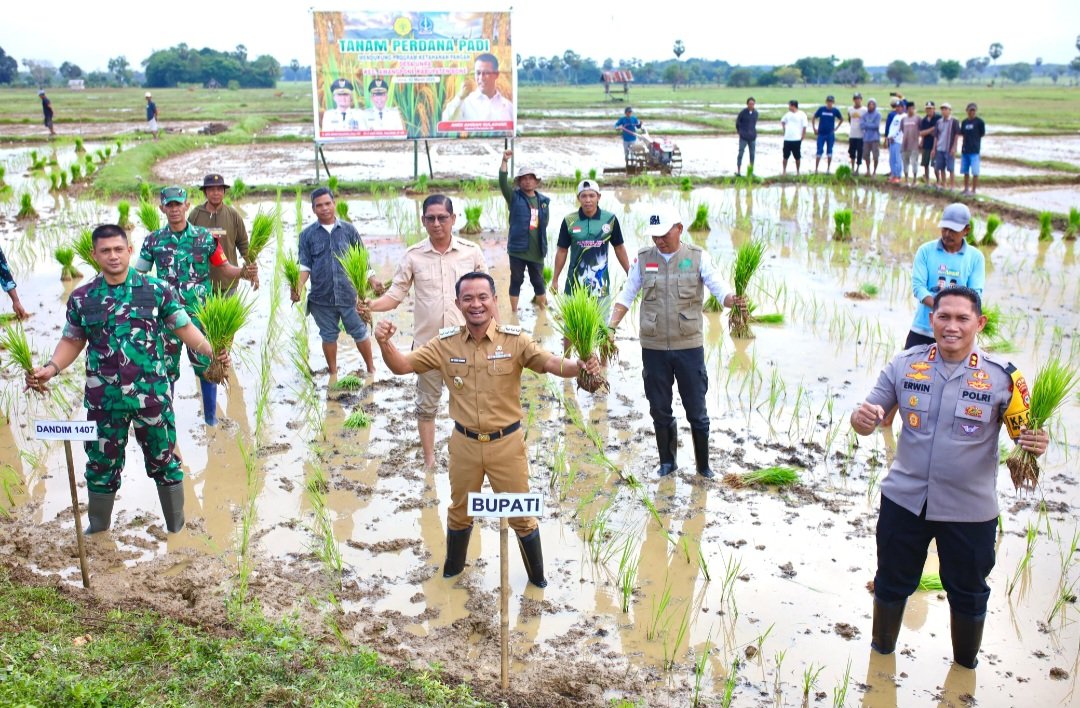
[852,286,1048,669]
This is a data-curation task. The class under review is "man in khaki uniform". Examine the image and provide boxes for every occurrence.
[374,272,600,588]
[361,195,486,468]
[188,173,253,294]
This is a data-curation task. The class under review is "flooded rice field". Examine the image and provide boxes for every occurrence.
[1,170,1079,706]
[980,184,1080,214]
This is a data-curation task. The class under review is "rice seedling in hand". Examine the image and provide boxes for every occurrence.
[725,465,800,488]
[16,193,37,220]
[333,374,364,391]
[1007,358,1079,492]
[460,204,483,234]
[728,239,766,339]
[335,200,349,222]
[0,324,41,394]
[1065,207,1080,241]
[551,287,609,393]
[245,210,275,265]
[918,572,943,591]
[343,408,371,428]
[193,291,256,384]
[1038,211,1054,242]
[137,199,160,232]
[689,203,710,232]
[703,294,724,312]
[596,323,619,366]
[336,243,375,324]
[72,229,100,274]
[54,246,82,281]
[281,253,301,299]
[117,200,132,230]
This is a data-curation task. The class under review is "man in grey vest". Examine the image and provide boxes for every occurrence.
[608,207,744,478]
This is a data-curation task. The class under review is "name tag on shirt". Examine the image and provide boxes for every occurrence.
[450,357,466,364]
[644,263,659,273]
[488,353,512,360]
[529,207,539,229]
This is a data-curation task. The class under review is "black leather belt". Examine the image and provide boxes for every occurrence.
[454,421,520,442]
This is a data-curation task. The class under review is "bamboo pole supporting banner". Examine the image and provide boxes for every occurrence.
[500,516,510,690]
[64,440,91,588]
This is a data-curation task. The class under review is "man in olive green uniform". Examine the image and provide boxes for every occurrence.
[374,272,600,588]
[27,224,224,534]
[609,207,744,479]
[136,186,256,425]
[188,173,252,294]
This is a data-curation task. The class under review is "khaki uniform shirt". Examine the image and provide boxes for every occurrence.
[383,236,487,347]
[407,321,552,432]
[866,344,1030,522]
[188,203,249,293]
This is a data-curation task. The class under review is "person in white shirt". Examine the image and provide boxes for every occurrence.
[320,78,362,133]
[780,99,809,176]
[441,53,515,124]
[363,78,405,134]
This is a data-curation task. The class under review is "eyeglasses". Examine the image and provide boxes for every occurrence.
[422,214,453,224]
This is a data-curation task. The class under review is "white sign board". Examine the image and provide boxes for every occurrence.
[468,492,545,518]
[32,420,98,441]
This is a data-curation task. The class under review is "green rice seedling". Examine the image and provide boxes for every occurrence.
[663,603,692,671]
[616,536,639,613]
[1038,211,1054,241]
[335,200,349,221]
[833,208,852,239]
[0,164,6,187]
[802,663,824,698]
[693,633,713,708]
[834,164,853,182]
[918,572,944,591]
[646,579,674,640]
[1065,207,1080,241]
[680,176,693,192]
[1007,521,1039,597]
[16,193,37,220]
[49,172,61,192]
[104,146,111,159]
[1047,529,1080,623]
[116,200,132,230]
[230,177,247,200]
[54,246,82,281]
[588,168,597,180]
[245,210,275,264]
[729,465,800,488]
[327,176,339,193]
[193,291,256,384]
[832,658,852,708]
[752,312,784,325]
[95,149,106,162]
[139,182,152,203]
[1007,359,1079,492]
[115,140,123,153]
[74,137,85,153]
[137,199,160,232]
[860,283,879,297]
[0,323,37,381]
[335,243,375,323]
[343,409,371,428]
[703,294,724,312]
[333,374,364,391]
[281,253,301,298]
[980,304,1002,341]
[542,264,553,286]
[729,239,766,339]
[574,169,583,184]
[551,287,610,392]
[416,173,429,193]
[689,203,710,232]
[0,464,24,518]
[72,229,99,274]
[69,163,81,183]
[460,204,483,234]
[718,654,739,708]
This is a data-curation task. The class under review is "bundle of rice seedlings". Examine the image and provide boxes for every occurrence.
[327,176,339,193]
[231,177,247,200]
[689,203,710,232]
[72,229,100,274]
[918,572,944,591]
[679,177,693,192]
[117,200,132,230]
[333,374,364,391]
[74,137,85,153]
[542,265,553,286]
[965,226,977,246]
[981,214,1002,246]
[58,170,67,190]
[54,246,82,281]
[193,291,256,384]
[336,200,350,222]
[728,239,766,339]
[0,164,6,187]
[834,165,853,182]
[725,465,800,488]
[16,193,37,220]
[48,173,59,192]
[281,254,301,298]
[1038,211,1054,242]
[137,199,160,232]
[0,324,39,391]
[245,210,275,264]
[115,140,123,153]
[979,304,1002,341]
[83,156,95,176]
[104,146,112,159]
[860,283,879,297]
[551,287,609,393]
[343,409,371,429]
[336,243,375,324]
[460,204,483,234]
[69,164,81,183]
[596,323,619,366]
[1065,207,1079,241]
[752,312,785,325]
[139,182,152,202]
[833,209,852,239]
[703,294,724,312]
[1006,359,1079,492]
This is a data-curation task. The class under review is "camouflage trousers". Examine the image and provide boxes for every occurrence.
[84,404,182,494]
[164,314,211,381]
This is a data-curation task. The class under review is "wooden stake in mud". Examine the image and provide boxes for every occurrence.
[33,419,99,589]
[467,491,546,691]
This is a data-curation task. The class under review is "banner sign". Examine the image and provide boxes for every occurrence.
[467,492,544,518]
[311,9,516,142]
[32,420,99,441]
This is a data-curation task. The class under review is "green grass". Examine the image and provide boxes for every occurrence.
[0,568,484,707]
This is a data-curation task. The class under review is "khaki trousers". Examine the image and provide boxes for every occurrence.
[447,427,536,536]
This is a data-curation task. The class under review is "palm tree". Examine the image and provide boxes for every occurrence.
[673,40,685,60]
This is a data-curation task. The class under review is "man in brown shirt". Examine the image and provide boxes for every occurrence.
[374,272,600,589]
[188,173,252,293]
[361,195,487,469]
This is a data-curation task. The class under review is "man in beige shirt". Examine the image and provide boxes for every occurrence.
[360,194,487,468]
[187,173,252,293]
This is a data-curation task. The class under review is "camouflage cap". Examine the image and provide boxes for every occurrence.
[160,186,187,205]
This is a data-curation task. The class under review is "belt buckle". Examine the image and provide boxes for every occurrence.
[477,432,491,442]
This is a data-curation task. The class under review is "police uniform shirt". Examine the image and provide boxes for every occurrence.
[364,107,405,132]
[866,344,1028,523]
[406,321,552,432]
[321,108,362,132]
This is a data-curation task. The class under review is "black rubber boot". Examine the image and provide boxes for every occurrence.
[951,612,985,669]
[691,428,714,478]
[156,483,185,533]
[85,491,115,534]
[653,423,678,477]
[517,528,548,588]
[871,596,906,654]
[442,526,472,578]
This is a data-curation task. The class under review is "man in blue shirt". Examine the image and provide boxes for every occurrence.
[812,95,844,174]
[615,107,642,161]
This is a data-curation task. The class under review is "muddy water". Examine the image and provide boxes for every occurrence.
[980,185,1080,214]
[2,180,1079,706]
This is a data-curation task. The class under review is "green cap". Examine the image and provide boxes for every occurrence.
[160,186,187,204]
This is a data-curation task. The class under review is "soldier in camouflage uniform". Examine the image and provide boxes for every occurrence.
[27,224,227,534]
[135,186,256,425]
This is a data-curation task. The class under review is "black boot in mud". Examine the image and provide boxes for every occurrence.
[442,526,473,578]
[871,596,906,654]
[157,483,185,533]
[653,423,678,477]
[950,612,985,669]
[85,491,115,534]
[691,428,714,478]
[517,528,547,588]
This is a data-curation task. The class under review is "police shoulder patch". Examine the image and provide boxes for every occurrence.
[498,324,522,335]
[438,326,462,339]
[980,351,1014,374]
